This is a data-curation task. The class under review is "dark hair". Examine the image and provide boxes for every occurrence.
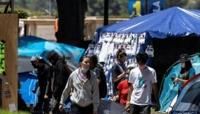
[116,48,127,59]
[136,52,148,65]
[180,53,189,62]
[79,56,91,79]
[47,50,60,64]
[90,55,98,65]
[180,60,192,74]
[79,55,89,63]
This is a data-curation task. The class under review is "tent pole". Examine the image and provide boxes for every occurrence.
[104,0,109,25]
[145,0,148,14]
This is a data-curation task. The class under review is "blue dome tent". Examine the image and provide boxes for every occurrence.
[86,7,200,112]
[159,53,200,112]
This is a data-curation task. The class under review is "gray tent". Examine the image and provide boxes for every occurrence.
[18,57,34,73]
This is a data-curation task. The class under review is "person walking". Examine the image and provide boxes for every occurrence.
[126,53,159,114]
[47,51,71,114]
[90,55,107,99]
[59,56,99,114]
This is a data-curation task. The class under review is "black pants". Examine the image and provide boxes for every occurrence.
[130,104,151,114]
[70,103,93,114]
[52,86,65,114]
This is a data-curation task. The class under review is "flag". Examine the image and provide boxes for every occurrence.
[149,0,165,13]
[128,0,142,17]
[128,0,136,15]
[128,0,165,16]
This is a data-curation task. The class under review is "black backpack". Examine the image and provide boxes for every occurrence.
[96,64,107,98]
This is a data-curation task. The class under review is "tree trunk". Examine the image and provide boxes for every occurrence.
[55,0,87,44]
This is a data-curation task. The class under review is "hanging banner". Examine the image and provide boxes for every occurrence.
[86,32,156,97]
[87,33,146,68]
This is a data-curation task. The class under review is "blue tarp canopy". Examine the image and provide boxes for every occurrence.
[18,36,84,107]
[99,7,200,38]
[18,36,85,65]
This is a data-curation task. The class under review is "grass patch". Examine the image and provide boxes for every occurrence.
[0,109,30,114]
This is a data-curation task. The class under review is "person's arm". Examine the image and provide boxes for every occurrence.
[174,78,187,84]
[44,82,50,99]
[44,67,52,98]
[95,69,101,85]
[152,70,160,111]
[92,76,100,114]
[152,83,160,111]
[125,83,133,110]
[174,71,190,84]
[112,83,122,102]
[59,73,73,110]
[112,65,126,83]
[113,72,126,83]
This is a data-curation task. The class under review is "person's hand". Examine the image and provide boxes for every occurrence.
[174,78,180,83]
[44,94,48,99]
[174,77,178,82]
[111,95,119,102]
[121,72,126,77]
[125,101,130,112]
[125,69,130,74]
[59,104,64,111]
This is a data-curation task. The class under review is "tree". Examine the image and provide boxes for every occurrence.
[55,0,87,44]
[166,0,200,9]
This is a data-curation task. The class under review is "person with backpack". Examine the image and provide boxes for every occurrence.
[90,55,107,99]
[47,50,72,114]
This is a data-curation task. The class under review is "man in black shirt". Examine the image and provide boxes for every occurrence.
[47,51,71,114]
[31,56,52,114]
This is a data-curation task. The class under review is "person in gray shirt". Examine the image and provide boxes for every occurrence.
[59,56,99,114]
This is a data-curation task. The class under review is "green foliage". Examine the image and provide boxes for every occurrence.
[166,0,200,9]
[87,0,129,17]
[0,41,5,75]
[0,109,30,114]
[13,0,200,18]
[14,0,129,17]
[14,10,29,18]
[15,0,57,16]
